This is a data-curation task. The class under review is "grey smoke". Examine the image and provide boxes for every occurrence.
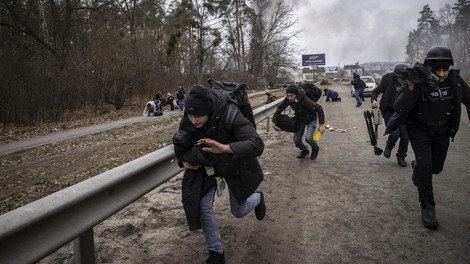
[292,0,455,66]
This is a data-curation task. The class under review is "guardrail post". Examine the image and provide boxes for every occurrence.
[73,228,95,264]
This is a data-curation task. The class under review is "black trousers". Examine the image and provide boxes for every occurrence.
[407,125,450,207]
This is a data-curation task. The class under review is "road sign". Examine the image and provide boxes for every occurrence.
[302,53,325,66]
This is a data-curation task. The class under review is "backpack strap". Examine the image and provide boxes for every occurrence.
[224,103,239,131]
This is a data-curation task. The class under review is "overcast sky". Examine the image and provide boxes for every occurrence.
[291,0,457,67]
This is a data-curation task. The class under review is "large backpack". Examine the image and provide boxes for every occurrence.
[207,79,256,129]
[300,83,322,102]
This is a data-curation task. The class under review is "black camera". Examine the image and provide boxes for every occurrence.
[402,62,440,90]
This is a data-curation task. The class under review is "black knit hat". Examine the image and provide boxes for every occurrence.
[185,85,212,116]
[286,85,298,95]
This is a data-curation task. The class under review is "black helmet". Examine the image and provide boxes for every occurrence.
[424,46,454,65]
[393,64,407,77]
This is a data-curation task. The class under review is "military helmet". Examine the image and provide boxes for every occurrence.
[424,46,454,65]
[393,64,407,77]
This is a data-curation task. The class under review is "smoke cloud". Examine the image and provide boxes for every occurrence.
[292,0,455,66]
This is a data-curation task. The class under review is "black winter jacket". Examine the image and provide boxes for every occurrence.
[370,73,401,115]
[351,77,366,90]
[272,88,325,125]
[173,87,264,230]
[385,69,470,141]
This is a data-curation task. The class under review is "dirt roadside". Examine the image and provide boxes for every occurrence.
[0,90,278,214]
[32,82,470,264]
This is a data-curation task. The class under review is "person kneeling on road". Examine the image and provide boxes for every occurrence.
[272,85,326,160]
[323,88,341,102]
[142,101,156,117]
[172,85,266,264]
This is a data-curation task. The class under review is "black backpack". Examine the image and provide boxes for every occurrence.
[300,83,322,102]
[208,79,256,129]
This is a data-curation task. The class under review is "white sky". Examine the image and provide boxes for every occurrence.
[291,0,457,67]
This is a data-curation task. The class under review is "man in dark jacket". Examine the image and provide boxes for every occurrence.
[172,85,266,264]
[351,73,366,107]
[176,86,186,111]
[371,64,409,167]
[385,47,470,229]
[272,85,326,160]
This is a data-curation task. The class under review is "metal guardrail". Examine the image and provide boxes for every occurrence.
[0,98,283,264]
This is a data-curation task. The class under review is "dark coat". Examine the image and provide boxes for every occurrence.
[272,88,325,125]
[324,89,339,101]
[370,73,401,115]
[173,129,217,230]
[385,69,470,141]
[351,76,366,90]
[173,87,264,230]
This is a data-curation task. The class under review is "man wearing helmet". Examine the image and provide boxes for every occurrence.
[371,64,409,167]
[386,47,470,229]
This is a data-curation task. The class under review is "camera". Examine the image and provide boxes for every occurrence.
[402,67,426,84]
[402,62,440,90]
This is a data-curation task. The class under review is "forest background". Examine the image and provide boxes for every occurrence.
[1,0,469,126]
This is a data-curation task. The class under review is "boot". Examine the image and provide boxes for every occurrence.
[383,147,391,158]
[421,204,438,228]
[397,156,407,167]
[254,191,266,220]
[205,251,225,264]
[310,147,319,160]
[297,150,309,159]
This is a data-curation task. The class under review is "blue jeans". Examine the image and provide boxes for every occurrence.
[383,111,409,159]
[293,119,319,152]
[178,99,185,111]
[200,185,261,253]
[354,89,364,105]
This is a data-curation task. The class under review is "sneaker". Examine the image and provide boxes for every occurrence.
[310,147,319,160]
[411,160,417,186]
[355,103,362,107]
[297,150,310,159]
[383,147,391,158]
[397,157,407,167]
[255,191,266,220]
[338,97,342,102]
[421,204,438,228]
[205,251,225,264]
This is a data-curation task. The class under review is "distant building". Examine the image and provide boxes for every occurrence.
[301,67,325,82]
[361,61,405,75]
[325,66,339,79]
[344,63,363,79]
